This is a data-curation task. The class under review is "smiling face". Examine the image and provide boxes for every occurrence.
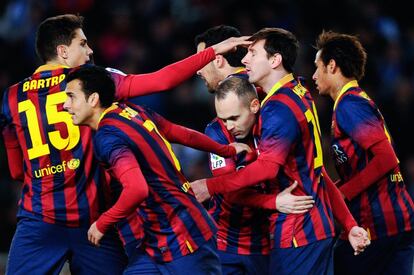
[63,79,94,126]
[215,91,258,139]
[312,50,331,96]
[64,28,94,67]
[241,39,273,87]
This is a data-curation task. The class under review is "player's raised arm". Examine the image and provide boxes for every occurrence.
[115,36,252,99]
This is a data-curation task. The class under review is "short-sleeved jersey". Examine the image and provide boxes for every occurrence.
[94,103,216,263]
[205,118,270,255]
[256,74,335,248]
[331,81,414,240]
[1,64,138,227]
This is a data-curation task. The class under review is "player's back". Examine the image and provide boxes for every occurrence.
[95,102,216,262]
[2,64,103,227]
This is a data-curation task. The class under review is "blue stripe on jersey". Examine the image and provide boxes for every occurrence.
[272,213,287,246]
[367,186,387,236]
[102,116,206,254]
[388,183,405,231]
[316,178,334,237]
[16,84,44,216]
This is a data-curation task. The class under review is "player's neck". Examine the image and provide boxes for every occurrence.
[89,108,106,130]
[261,69,289,93]
[46,57,72,68]
[331,75,355,101]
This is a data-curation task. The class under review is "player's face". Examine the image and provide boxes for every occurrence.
[242,39,272,86]
[63,79,94,126]
[65,29,93,67]
[312,50,331,96]
[215,92,257,139]
[196,42,222,92]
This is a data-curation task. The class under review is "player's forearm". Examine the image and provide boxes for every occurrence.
[2,126,24,180]
[339,139,399,200]
[120,47,215,98]
[166,123,235,157]
[323,168,356,233]
[96,167,148,233]
[207,159,279,194]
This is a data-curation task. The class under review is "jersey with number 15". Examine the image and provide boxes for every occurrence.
[1,64,148,228]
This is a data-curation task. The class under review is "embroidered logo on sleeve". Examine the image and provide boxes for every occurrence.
[210,154,226,170]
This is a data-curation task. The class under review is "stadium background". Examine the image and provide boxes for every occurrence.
[0,0,413,273]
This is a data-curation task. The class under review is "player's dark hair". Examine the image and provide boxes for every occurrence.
[67,65,115,108]
[249,28,299,73]
[315,31,367,81]
[195,25,246,67]
[36,14,84,63]
[215,76,258,107]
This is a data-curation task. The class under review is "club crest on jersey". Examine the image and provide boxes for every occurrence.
[210,154,226,170]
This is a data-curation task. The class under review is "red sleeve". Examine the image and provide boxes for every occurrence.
[2,125,24,181]
[152,113,236,157]
[322,168,357,233]
[96,155,148,233]
[117,47,215,99]
[206,158,280,195]
[339,139,399,200]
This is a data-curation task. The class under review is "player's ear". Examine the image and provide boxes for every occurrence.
[328,59,337,73]
[250,98,260,114]
[88,92,100,107]
[214,54,226,68]
[57,45,68,59]
[270,53,282,69]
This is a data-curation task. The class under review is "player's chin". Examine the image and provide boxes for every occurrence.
[70,116,80,125]
[234,133,246,139]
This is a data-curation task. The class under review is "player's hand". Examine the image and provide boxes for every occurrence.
[229,142,252,154]
[190,179,211,203]
[276,181,314,213]
[88,222,104,247]
[211,36,252,55]
[348,226,371,255]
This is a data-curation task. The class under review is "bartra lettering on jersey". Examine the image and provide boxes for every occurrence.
[23,74,66,92]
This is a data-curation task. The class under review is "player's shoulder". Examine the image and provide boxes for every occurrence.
[338,90,375,112]
[205,118,227,136]
[206,118,222,131]
[205,118,230,144]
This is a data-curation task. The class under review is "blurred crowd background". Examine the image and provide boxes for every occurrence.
[0,0,413,269]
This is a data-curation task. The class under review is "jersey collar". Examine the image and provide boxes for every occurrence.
[98,103,119,125]
[261,73,294,107]
[34,64,70,74]
[333,80,359,111]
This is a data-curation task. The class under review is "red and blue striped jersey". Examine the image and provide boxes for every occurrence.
[1,52,217,227]
[94,103,216,262]
[331,81,414,240]
[205,118,270,255]
[257,74,335,248]
[0,64,137,227]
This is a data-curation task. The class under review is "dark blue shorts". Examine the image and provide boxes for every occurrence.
[270,238,334,275]
[217,250,269,275]
[334,230,414,275]
[6,217,127,275]
[124,238,221,275]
